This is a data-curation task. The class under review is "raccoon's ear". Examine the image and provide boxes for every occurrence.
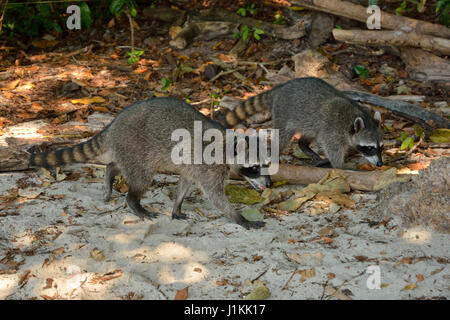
[373,111,381,127]
[354,117,365,134]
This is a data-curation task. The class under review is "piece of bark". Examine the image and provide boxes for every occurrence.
[290,0,450,38]
[344,91,450,129]
[333,29,450,56]
[399,47,450,82]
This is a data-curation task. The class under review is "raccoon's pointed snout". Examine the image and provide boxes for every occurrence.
[244,175,272,191]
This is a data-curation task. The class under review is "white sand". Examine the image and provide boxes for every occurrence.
[1,164,449,300]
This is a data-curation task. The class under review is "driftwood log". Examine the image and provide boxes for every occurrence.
[290,0,450,38]
[399,47,450,82]
[233,164,405,192]
[1,139,405,192]
[344,91,450,129]
[332,29,450,56]
[143,7,309,49]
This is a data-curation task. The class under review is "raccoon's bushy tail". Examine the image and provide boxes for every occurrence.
[215,92,271,128]
[30,129,108,168]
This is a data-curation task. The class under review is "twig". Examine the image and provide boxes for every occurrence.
[0,0,8,33]
[210,67,247,82]
[251,267,269,282]
[126,10,135,52]
[281,269,298,291]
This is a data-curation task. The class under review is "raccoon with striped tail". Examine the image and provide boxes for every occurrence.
[215,77,383,169]
[29,97,271,229]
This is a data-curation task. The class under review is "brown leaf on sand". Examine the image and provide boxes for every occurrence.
[401,283,417,291]
[43,278,54,289]
[174,287,189,300]
[416,274,424,282]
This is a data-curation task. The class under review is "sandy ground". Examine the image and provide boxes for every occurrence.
[0,161,449,300]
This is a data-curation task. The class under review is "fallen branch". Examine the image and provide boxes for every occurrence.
[290,0,450,38]
[343,90,450,129]
[332,29,450,56]
[229,164,407,192]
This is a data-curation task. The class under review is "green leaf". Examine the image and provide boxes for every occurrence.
[242,28,249,42]
[110,0,125,15]
[237,8,246,16]
[130,6,137,17]
[254,28,264,34]
[161,77,173,91]
[400,137,414,150]
[240,208,264,222]
[225,185,262,204]
[354,65,369,78]
[80,2,93,29]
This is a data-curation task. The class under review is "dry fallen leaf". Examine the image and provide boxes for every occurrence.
[174,287,189,300]
[0,79,20,90]
[401,283,417,291]
[71,96,106,104]
[299,267,316,280]
[416,274,424,282]
[244,284,270,300]
[90,249,105,261]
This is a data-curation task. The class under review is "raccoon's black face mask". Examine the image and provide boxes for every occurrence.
[351,112,384,167]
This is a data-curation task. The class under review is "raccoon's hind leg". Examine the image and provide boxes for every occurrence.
[171,176,191,220]
[298,137,323,162]
[126,187,158,220]
[103,162,120,202]
[197,169,264,230]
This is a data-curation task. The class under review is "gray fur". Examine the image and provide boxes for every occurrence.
[30,97,270,229]
[219,77,384,168]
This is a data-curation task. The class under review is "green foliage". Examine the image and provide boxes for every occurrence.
[354,65,370,78]
[397,126,424,151]
[0,0,141,38]
[210,92,222,107]
[80,2,93,29]
[161,77,173,91]
[127,50,144,65]
[1,1,65,37]
[274,13,287,25]
[236,3,257,17]
[234,25,264,42]
[109,0,137,17]
[394,0,448,26]
[436,0,450,26]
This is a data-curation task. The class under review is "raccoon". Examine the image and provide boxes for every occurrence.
[29,97,271,229]
[215,77,383,169]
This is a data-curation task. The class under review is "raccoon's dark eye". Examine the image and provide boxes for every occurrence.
[358,146,377,155]
[240,166,260,178]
